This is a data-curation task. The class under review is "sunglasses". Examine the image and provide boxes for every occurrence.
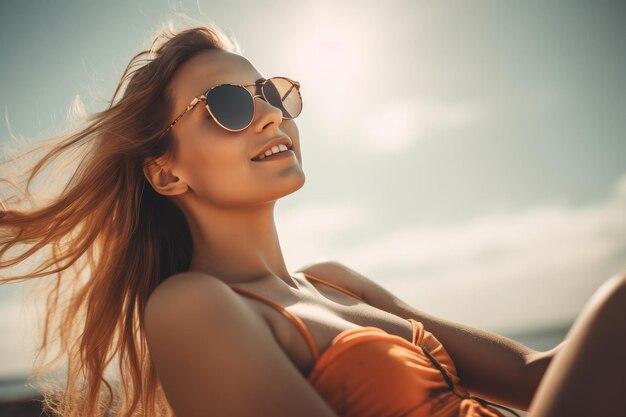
[158,76,302,138]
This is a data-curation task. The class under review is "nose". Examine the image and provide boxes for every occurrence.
[251,93,284,132]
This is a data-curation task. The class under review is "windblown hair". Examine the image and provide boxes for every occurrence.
[0,21,240,417]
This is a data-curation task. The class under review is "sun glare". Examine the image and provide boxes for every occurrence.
[293,21,367,126]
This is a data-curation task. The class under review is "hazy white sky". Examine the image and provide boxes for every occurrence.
[1,0,625,377]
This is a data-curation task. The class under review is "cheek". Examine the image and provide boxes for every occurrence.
[282,121,302,158]
[176,136,241,186]
[187,161,252,204]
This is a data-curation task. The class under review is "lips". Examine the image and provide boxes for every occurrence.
[251,145,294,161]
[251,149,295,162]
[251,136,293,160]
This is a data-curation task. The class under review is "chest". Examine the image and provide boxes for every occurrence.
[244,278,414,377]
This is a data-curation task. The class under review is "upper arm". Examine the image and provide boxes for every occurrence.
[143,272,339,417]
[300,260,540,411]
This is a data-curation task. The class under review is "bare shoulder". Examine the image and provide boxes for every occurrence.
[295,260,365,295]
[145,271,228,306]
[146,271,224,306]
[143,271,338,417]
[295,260,409,313]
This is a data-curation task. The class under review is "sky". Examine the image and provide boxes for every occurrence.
[0,0,625,378]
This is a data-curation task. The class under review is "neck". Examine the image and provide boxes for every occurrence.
[182,199,296,288]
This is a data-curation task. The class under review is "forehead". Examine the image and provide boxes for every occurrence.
[168,49,263,108]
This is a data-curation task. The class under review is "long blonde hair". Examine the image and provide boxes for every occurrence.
[0,21,239,417]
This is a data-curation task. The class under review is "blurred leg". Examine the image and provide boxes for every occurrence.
[527,271,626,417]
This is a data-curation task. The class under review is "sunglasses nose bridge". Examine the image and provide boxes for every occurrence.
[251,92,274,108]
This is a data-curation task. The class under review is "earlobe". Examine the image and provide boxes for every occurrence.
[142,160,188,196]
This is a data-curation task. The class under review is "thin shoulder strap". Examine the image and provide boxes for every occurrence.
[227,285,320,360]
[300,272,367,303]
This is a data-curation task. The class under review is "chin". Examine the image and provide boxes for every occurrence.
[279,172,306,198]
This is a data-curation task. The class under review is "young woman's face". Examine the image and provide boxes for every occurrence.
[165,49,305,208]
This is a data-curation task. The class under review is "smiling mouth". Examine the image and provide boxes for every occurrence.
[251,145,294,161]
[251,149,295,162]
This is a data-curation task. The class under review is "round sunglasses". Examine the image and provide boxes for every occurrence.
[158,76,302,138]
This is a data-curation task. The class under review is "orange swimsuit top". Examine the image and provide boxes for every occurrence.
[228,272,520,417]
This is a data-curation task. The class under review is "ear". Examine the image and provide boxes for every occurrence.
[142,157,188,196]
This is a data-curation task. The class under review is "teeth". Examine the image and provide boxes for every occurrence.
[255,143,290,160]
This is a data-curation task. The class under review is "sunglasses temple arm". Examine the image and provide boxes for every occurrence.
[169,96,204,129]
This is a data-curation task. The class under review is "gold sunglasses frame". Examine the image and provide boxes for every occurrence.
[157,76,302,139]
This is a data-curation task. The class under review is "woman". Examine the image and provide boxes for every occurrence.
[1,23,624,417]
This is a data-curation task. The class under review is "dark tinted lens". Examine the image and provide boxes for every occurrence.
[262,78,302,119]
[206,84,254,130]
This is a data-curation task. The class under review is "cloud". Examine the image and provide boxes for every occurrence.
[359,98,483,153]
[281,173,626,334]
[332,172,626,333]
[278,202,369,269]
[0,293,40,377]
